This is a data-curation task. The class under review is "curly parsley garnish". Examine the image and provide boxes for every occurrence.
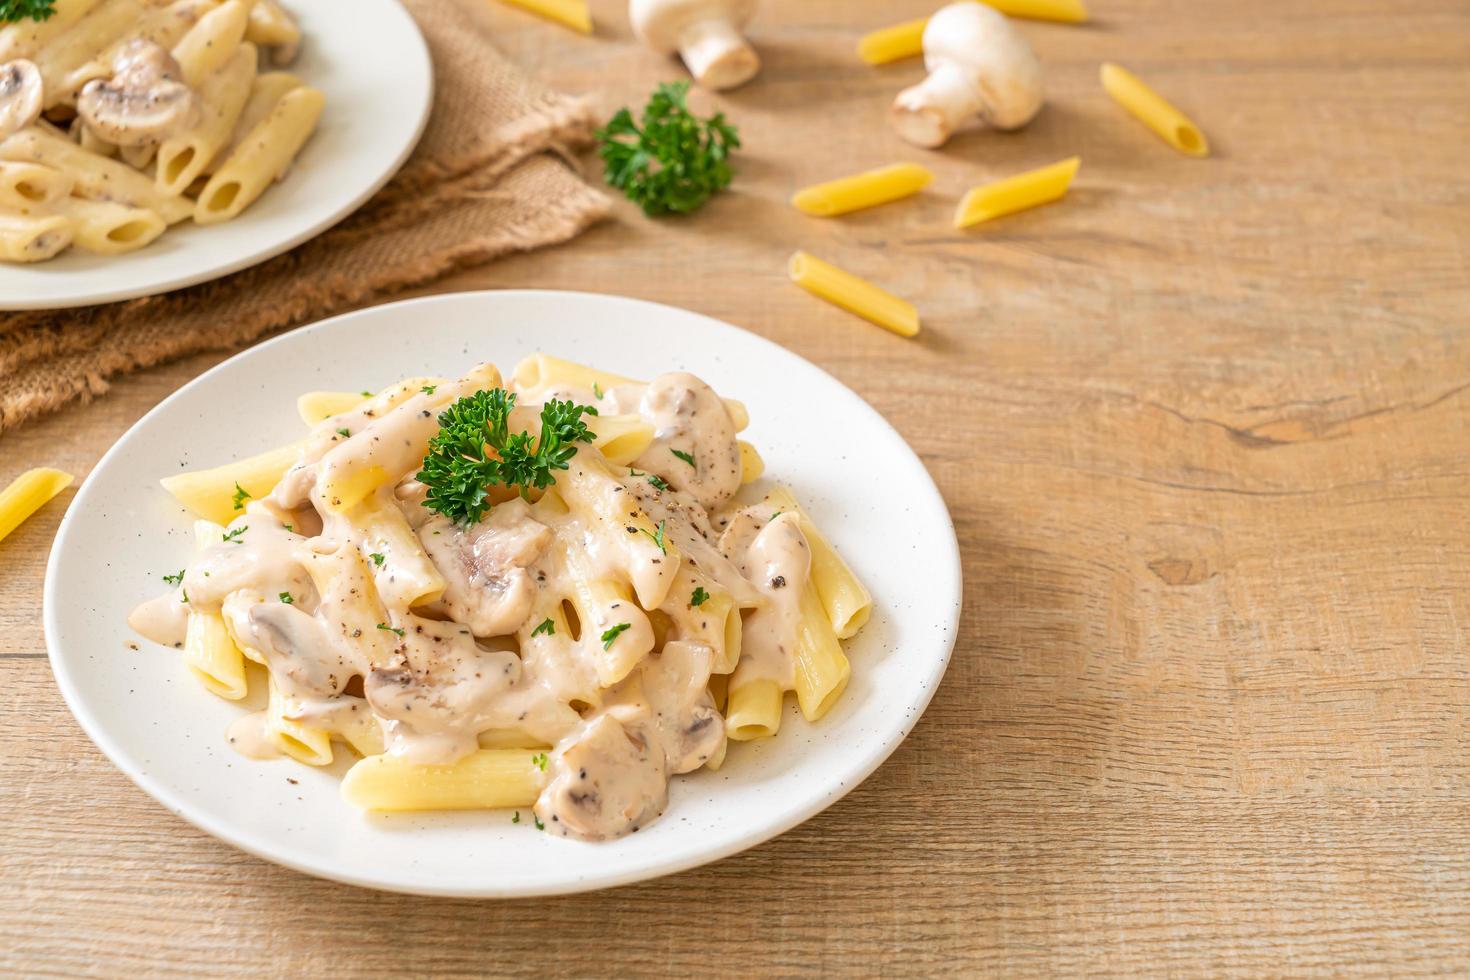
[0,1,56,23]
[640,519,668,555]
[417,389,598,526]
[596,81,739,216]
[531,618,555,638]
[231,482,250,511]
[690,586,710,607]
[221,526,247,543]
[671,449,696,468]
[162,569,185,586]
[601,623,632,650]
[376,622,405,638]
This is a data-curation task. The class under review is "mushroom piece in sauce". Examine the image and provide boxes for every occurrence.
[0,60,42,141]
[76,40,199,147]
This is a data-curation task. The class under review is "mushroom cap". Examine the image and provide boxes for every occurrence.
[76,40,199,147]
[0,60,43,142]
[922,0,1043,130]
[629,0,758,53]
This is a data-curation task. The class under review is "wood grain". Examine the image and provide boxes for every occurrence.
[3,0,1469,974]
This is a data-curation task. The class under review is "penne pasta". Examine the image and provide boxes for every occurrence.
[184,521,248,700]
[0,127,193,222]
[512,353,750,432]
[497,0,592,34]
[791,162,933,217]
[341,750,545,811]
[0,209,74,262]
[586,413,655,466]
[53,196,166,254]
[858,1,1086,65]
[0,161,74,210]
[788,250,920,338]
[793,582,850,722]
[245,0,301,63]
[160,439,305,524]
[350,490,447,609]
[195,84,323,224]
[0,468,74,543]
[266,677,333,765]
[738,440,764,484]
[172,0,251,86]
[204,70,302,175]
[763,486,872,639]
[32,0,143,108]
[157,41,257,196]
[953,156,1080,229]
[1100,62,1209,157]
[725,678,782,741]
[0,0,105,63]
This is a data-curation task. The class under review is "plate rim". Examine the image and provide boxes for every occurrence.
[0,0,433,312]
[42,289,963,897]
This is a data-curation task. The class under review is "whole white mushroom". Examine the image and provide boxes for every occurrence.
[629,0,760,91]
[890,1,1044,148]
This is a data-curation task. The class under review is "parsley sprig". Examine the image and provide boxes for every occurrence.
[596,82,740,217]
[0,1,55,23]
[417,389,598,526]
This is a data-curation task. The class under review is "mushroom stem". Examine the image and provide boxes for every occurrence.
[891,63,982,148]
[677,18,759,90]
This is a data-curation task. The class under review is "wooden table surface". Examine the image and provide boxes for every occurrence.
[4,0,1469,974]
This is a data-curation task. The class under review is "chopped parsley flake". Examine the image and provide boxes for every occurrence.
[646,473,670,491]
[671,448,696,468]
[282,523,294,532]
[531,618,555,638]
[279,592,294,604]
[533,814,545,831]
[770,510,783,521]
[376,622,405,638]
[690,586,710,607]
[532,752,548,772]
[369,552,385,567]
[336,428,350,437]
[421,385,437,395]
[221,525,247,543]
[512,811,521,824]
[592,382,603,399]
[601,622,632,650]
[231,482,250,511]
[360,390,373,397]
[162,569,185,586]
[180,588,189,604]
[640,519,668,555]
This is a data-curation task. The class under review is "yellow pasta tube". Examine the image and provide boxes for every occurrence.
[339,717,385,758]
[725,678,782,741]
[988,0,1087,22]
[0,468,73,544]
[32,0,143,108]
[477,729,552,750]
[703,736,728,771]
[183,521,248,700]
[587,414,655,466]
[341,750,545,811]
[0,0,104,62]
[298,391,367,426]
[157,42,257,196]
[791,162,932,216]
[205,70,302,175]
[559,453,681,610]
[1100,62,1209,157]
[788,250,920,338]
[267,677,332,765]
[0,211,73,263]
[764,487,872,639]
[245,0,300,54]
[172,0,251,86]
[53,197,165,255]
[195,85,324,224]
[856,17,926,65]
[350,492,446,608]
[497,0,591,34]
[1,127,193,222]
[792,584,850,722]
[738,441,764,484]
[953,156,1079,230]
[660,565,741,674]
[0,161,74,210]
[512,353,749,432]
[161,439,304,525]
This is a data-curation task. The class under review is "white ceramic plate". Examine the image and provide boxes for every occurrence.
[0,0,431,311]
[44,291,961,897]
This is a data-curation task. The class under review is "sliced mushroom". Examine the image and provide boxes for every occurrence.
[77,40,199,147]
[418,498,554,637]
[0,60,43,141]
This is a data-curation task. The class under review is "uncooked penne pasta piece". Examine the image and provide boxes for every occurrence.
[195,85,323,223]
[0,210,74,262]
[953,156,1079,229]
[0,468,74,543]
[791,162,932,217]
[1100,62,1209,157]
[988,0,1088,22]
[0,161,74,210]
[497,0,592,34]
[54,196,166,254]
[787,250,920,338]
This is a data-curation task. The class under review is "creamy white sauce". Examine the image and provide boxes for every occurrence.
[132,366,816,841]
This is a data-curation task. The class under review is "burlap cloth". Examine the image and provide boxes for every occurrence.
[0,0,610,435]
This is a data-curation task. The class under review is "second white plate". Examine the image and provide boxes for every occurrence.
[0,0,431,310]
[45,291,962,896]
